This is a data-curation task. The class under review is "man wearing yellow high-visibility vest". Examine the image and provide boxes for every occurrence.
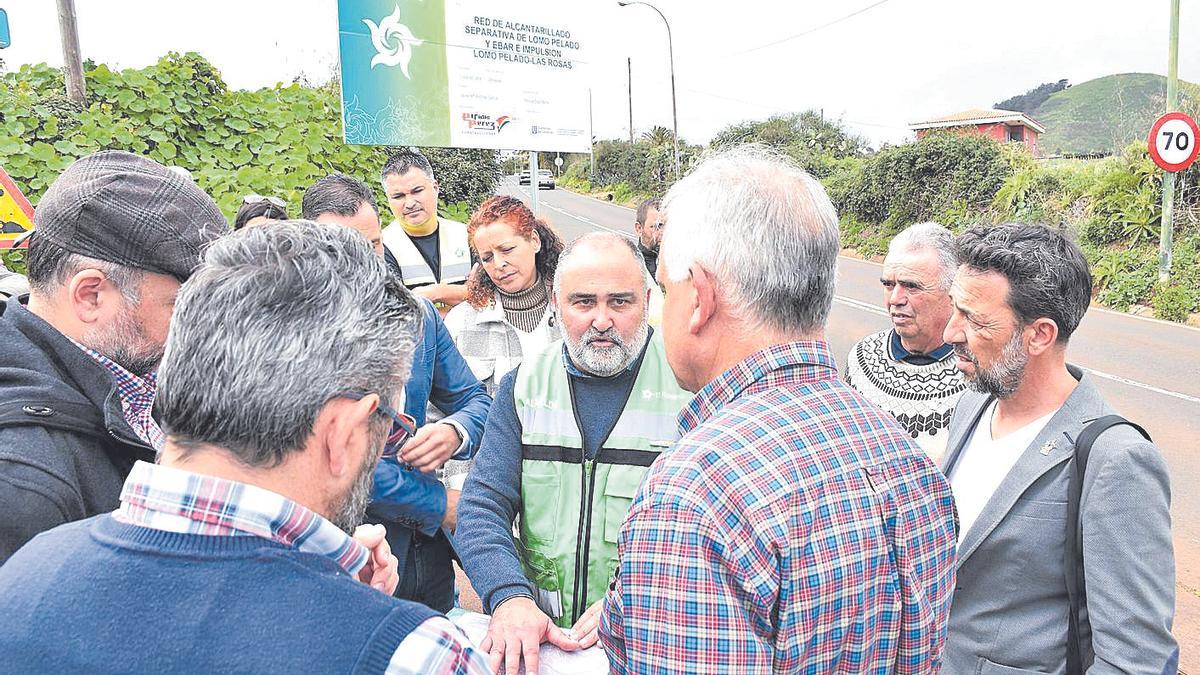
[457,232,690,675]
[380,149,471,313]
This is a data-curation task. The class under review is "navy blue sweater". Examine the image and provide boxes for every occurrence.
[457,341,648,612]
[0,515,436,674]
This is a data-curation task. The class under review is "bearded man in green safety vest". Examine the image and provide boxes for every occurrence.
[457,231,689,674]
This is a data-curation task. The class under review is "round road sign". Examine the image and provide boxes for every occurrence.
[1148,111,1200,172]
[554,156,563,167]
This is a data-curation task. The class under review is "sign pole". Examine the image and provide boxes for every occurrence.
[1159,0,1180,282]
[627,57,634,144]
[589,88,596,177]
[528,151,539,216]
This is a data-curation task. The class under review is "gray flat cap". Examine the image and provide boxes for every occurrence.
[33,150,228,282]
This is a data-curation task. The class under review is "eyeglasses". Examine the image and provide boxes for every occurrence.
[242,194,287,208]
[339,391,417,461]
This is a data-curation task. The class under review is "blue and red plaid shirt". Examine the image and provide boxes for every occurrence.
[600,341,958,673]
[73,342,165,452]
[115,461,491,675]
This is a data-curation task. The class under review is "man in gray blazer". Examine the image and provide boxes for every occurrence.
[940,223,1176,674]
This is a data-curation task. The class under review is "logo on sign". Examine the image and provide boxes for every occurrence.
[363,5,423,79]
[460,113,511,134]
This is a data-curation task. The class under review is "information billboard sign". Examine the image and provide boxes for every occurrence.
[338,0,591,152]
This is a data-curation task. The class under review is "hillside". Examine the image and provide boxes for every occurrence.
[1031,73,1200,156]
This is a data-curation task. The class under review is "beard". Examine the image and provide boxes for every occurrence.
[328,446,379,535]
[956,328,1029,400]
[565,316,650,377]
[83,305,164,376]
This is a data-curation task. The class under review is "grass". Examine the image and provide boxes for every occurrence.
[1034,73,1200,156]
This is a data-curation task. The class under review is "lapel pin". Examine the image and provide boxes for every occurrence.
[1040,439,1058,456]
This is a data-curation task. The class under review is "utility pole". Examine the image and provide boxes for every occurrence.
[57,0,85,105]
[1159,0,1180,282]
[627,57,634,144]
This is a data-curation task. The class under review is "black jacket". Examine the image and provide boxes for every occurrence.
[0,298,155,563]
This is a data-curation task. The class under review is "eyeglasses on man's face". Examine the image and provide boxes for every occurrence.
[338,391,417,461]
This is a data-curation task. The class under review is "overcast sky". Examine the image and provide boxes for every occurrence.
[2,0,1197,148]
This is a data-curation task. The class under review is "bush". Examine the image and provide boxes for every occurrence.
[0,53,500,221]
[1152,283,1197,322]
[842,132,1010,226]
[711,111,868,161]
[1084,143,1161,247]
[558,161,593,192]
[1095,247,1157,311]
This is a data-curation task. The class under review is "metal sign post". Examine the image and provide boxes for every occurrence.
[1158,0,1182,282]
[528,151,539,216]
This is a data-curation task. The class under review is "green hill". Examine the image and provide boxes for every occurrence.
[1031,73,1200,156]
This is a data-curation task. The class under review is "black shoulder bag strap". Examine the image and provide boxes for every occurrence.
[1065,414,1151,675]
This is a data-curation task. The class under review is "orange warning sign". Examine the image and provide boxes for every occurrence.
[0,167,33,249]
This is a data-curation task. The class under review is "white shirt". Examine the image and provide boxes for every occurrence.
[948,401,1059,543]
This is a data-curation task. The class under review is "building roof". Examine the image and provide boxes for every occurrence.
[909,108,1046,134]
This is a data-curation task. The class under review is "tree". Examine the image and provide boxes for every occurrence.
[994,80,1069,114]
[711,111,868,178]
[711,111,867,157]
[640,125,674,147]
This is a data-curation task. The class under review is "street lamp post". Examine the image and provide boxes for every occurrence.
[618,1,680,180]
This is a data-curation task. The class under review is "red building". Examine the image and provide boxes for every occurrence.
[909,108,1046,156]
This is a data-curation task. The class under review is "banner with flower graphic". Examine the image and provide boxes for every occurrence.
[337,0,591,152]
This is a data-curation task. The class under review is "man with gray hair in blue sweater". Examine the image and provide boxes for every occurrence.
[0,221,490,674]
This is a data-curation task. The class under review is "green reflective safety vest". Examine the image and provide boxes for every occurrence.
[513,335,690,627]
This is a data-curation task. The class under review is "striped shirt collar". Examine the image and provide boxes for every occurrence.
[115,460,369,575]
[679,340,837,435]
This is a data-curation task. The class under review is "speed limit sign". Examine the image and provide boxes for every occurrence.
[1148,111,1200,172]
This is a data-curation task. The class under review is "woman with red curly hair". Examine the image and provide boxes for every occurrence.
[443,195,565,394]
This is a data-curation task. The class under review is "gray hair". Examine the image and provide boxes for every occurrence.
[156,220,421,467]
[26,236,142,304]
[553,231,650,299]
[888,222,958,290]
[302,173,378,220]
[380,148,436,184]
[659,145,840,335]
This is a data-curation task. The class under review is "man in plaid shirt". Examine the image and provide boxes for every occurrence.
[600,147,959,673]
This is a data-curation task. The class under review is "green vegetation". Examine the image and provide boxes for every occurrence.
[571,108,1200,323]
[995,79,1070,115]
[1031,73,1200,156]
[3,56,1198,322]
[0,52,500,226]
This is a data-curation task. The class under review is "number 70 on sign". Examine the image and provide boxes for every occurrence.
[1149,111,1200,172]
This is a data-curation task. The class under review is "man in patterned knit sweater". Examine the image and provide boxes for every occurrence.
[845,222,965,462]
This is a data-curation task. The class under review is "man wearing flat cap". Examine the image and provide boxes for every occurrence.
[0,151,228,563]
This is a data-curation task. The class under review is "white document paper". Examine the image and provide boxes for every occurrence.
[449,610,610,675]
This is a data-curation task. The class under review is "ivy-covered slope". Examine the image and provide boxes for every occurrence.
[0,52,499,221]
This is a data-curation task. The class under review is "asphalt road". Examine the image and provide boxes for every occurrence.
[502,176,1200,666]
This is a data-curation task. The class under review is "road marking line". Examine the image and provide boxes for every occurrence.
[515,186,1200,406]
[838,254,1200,334]
[1082,369,1200,405]
[510,182,626,235]
[832,296,1200,406]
